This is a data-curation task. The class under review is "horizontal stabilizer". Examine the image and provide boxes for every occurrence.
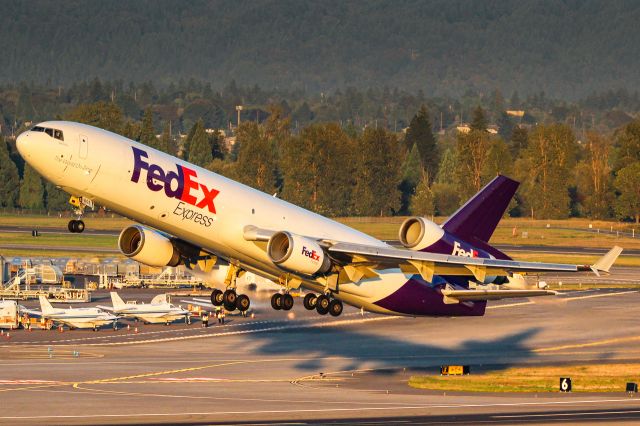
[590,246,623,275]
[440,288,557,304]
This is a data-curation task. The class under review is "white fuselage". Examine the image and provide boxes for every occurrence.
[43,307,116,329]
[114,303,188,324]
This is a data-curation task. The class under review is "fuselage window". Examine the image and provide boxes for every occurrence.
[44,128,54,138]
[53,129,64,141]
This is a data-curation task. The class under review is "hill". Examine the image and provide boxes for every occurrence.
[2,0,640,97]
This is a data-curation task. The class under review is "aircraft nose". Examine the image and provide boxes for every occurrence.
[16,131,30,158]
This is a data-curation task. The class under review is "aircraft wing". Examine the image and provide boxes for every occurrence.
[180,298,213,309]
[327,242,623,283]
[95,305,116,312]
[440,288,556,304]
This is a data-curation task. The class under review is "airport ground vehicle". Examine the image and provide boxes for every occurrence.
[0,300,19,329]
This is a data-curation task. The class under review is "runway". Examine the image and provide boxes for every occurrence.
[1,288,640,425]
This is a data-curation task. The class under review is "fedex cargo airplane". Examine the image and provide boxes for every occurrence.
[16,122,622,317]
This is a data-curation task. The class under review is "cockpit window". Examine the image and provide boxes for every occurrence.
[30,126,64,141]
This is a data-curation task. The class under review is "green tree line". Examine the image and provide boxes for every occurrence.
[6,101,640,223]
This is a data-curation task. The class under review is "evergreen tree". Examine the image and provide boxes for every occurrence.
[496,111,514,141]
[352,128,402,216]
[182,121,199,159]
[404,105,439,181]
[483,138,512,180]
[409,173,435,216]
[209,130,225,160]
[234,121,278,193]
[187,120,213,167]
[470,106,488,131]
[509,125,528,157]
[576,132,613,219]
[615,161,640,222]
[157,122,174,155]
[0,139,20,207]
[614,117,640,170]
[18,164,44,210]
[65,101,124,133]
[45,182,69,212]
[520,124,577,219]
[435,147,456,185]
[454,130,491,199]
[140,107,159,149]
[280,123,353,215]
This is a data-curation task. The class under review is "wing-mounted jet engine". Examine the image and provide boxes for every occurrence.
[267,231,332,276]
[118,225,183,267]
[118,225,251,312]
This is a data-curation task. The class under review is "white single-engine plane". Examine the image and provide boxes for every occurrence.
[17,122,622,317]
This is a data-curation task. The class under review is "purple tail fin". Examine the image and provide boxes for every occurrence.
[442,175,519,246]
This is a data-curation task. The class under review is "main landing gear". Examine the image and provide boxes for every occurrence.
[272,292,343,316]
[270,293,294,311]
[210,288,251,313]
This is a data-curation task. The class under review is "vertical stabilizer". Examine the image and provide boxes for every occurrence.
[110,292,126,310]
[442,175,519,244]
[38,295,55,315]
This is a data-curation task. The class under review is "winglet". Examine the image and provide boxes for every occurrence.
[591,246,623,275]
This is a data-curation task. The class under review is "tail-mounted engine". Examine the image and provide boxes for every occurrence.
[398,217,445,251]
[267,231,331,276]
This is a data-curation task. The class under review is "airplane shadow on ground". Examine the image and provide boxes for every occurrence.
[243,318,545,373]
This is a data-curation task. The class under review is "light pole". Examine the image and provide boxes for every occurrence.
[236,105,243,128]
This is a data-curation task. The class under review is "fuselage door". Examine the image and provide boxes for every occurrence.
[79,134,88,159]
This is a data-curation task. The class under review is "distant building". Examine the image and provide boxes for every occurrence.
[506,110,525,117]
[487,124,499,134]
[456,124,471,134]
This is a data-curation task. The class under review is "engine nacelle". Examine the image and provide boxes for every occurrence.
[118,225,181,268]
[398,217,445,251]
[267,231,331,276]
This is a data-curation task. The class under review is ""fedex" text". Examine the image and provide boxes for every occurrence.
[451,241,478,258]
[131,147,220,214]
[301,246,320,261]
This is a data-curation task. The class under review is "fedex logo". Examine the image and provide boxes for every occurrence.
[131,147,219,214]
[301,246,320,261]
[452,241,478,258]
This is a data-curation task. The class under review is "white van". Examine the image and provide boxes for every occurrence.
[0,300,19,329]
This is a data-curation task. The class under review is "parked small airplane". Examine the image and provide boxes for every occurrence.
[17,122,622,318]
[101,292,190,325]
[25,295,118,331]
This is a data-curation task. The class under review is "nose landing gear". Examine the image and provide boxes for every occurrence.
[68,219,85,233]
[67,196,93,233]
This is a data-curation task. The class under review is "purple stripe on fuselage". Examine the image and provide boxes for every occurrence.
[374,276,486,316]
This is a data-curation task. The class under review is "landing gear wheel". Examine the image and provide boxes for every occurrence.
[328,299,343,317]
[282,293,294,311]
[271,293,283,310]
[236,294,250,312]
[223,290,237,306]
[211,289,224,306]
[303,293,317,310]
[316,295,330,315]
[68,220,85,233]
